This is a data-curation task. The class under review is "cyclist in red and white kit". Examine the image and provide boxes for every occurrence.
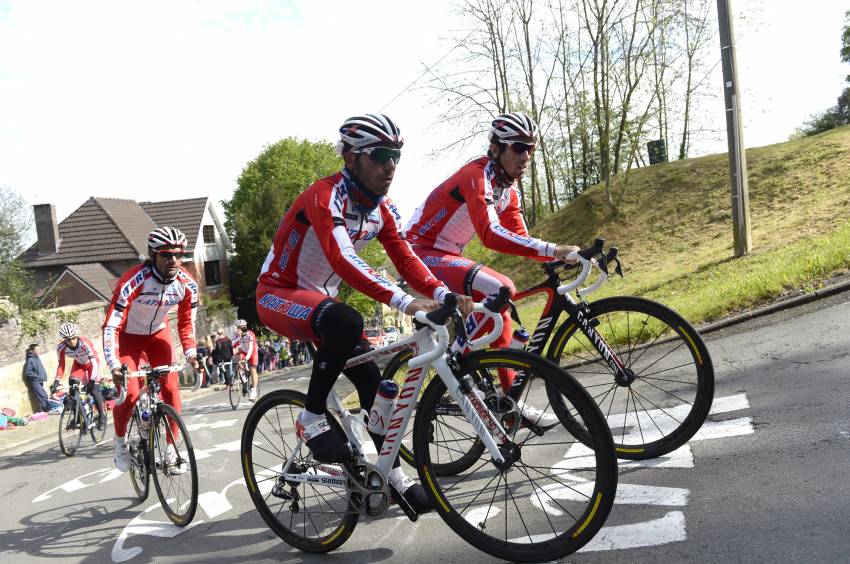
[256,113,471,514]
[51,322,105,430]
[104,226,200,473]
[405,112,579,424]
[232,319,259,401]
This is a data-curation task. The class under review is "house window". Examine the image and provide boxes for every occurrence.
[204,260,221,286]
[203,225,216,244]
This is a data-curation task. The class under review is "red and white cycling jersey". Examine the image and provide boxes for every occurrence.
[102,263,199,371]
[258,169,447,312]
[233,330,257,358]
[405,156,555,259]
[56,336,101,383]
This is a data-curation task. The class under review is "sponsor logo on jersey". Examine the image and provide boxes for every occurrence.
[257,294,313,320]
[417,206,448,237]
[346,229,378,242]
[278,230,302,271]
[492,223,533,244]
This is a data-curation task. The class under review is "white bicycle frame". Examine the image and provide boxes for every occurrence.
[278,303,509,490]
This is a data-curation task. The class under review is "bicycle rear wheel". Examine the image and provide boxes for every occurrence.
[241,389,358,553]
[58,402,83,457]
[127,413,150,501]
[547,296,714,459]
[413,349,617,562]
[150,403,198,526]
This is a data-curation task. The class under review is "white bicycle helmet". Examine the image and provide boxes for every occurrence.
[490,112,538,143]
[58,322,79,339]
[147,226,187,251]
[337,114,403,155]
[235,319,248,329]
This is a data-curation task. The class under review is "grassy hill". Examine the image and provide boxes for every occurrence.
[469,125,850,326]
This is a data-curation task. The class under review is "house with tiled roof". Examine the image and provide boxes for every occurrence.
[20,197,232,307]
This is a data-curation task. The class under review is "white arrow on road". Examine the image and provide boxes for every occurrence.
[33,467,124,503]
[111,502,203,562]
[579,511,687,552]
[185,419,238,432]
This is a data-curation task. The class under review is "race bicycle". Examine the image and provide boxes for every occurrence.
[228,359,255,409]
[116,364,199,526]
[57,378,107,456]
[241,294,617,562]
[384,238,714,463]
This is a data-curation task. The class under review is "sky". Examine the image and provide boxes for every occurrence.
[1,0,848,231]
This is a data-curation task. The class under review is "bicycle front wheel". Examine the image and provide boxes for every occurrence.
[547,296,714,459]
[413,349,617,562]
[89,407,107,444]
[229,378,241,410]
[241,389,358,553]
[150,403,198,526]
[127,413,150,501]
[58,402,83,457]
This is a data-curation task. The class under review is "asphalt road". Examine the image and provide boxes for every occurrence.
[1,290,849,563]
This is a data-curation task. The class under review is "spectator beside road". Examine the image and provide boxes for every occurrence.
[23,344,51,413]
[196,338,210,388]
[265,341,276,371]
[289,340,301,366]
[258,344,267,374]
[215,329,233,387]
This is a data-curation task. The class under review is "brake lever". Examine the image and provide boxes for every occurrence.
[613,257,624,277]
[452,310,467,342]
[508,300,522,325]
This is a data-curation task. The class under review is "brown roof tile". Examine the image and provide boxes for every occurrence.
[140,197,208,249]
[65,262,119,300]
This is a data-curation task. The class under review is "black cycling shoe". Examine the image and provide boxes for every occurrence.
[391,478,434,515]
[297,415,351,463]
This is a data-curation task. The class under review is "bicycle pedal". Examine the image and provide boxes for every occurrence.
[388,483,418,523]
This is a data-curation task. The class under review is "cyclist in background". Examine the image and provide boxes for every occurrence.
[255,113,471,514]
[232,320,259,401]
[51,322,105,429]
[405,112,579,423]
[103,227,200,472]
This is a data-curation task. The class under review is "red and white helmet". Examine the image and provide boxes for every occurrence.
[337,114,404,154]
[235,319,248,329]
[490,112,538,143]
[58,322,79,339]
[147,226,187,251]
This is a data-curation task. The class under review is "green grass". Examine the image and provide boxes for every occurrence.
[475,125,850,330]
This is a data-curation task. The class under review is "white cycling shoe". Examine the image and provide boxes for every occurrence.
[249,387,258,402]
[113,435,130,473]
[517,400,560,428]
[165,444,187,475]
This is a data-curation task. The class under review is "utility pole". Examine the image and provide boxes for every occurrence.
[717,0,752,256]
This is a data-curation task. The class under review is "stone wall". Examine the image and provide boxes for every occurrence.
[0,300,237,416]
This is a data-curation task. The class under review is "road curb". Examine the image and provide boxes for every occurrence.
[696,279,850,336]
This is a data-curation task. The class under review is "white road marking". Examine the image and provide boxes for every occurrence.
[579,511,687,552]
[111,502,203,562]
[193,439,242,461]
[197,478,245,519]
[33,467,124,503]
[186,419,238,432]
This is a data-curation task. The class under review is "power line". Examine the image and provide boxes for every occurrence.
[379,30,476,112]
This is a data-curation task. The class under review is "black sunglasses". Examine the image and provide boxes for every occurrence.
[157,251,184,261]
[502,141,536,155]
[357,147,402,165]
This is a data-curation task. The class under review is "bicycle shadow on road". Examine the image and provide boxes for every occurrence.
[0,439,112,473]
[1,497,142,562]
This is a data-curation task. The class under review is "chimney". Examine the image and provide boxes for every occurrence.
[33,204,60,255]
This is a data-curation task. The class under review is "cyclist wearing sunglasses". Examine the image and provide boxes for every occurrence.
[52,322,106,429]
[256,113,471,514]
[103,226,200,473]
[404,112,579,420]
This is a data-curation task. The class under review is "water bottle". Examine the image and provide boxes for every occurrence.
[367,380,399,436]
[139,393,152,430]
[509,327,530,350]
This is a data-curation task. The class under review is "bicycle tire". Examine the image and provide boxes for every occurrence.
[229,377,241,410]
[127,413,150,501]
[150,403,198,526]
[89,404,107,444]
[241,389,358,553]
[547,296,714,459]
[413,349,617,562]
[58,401,83,457]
